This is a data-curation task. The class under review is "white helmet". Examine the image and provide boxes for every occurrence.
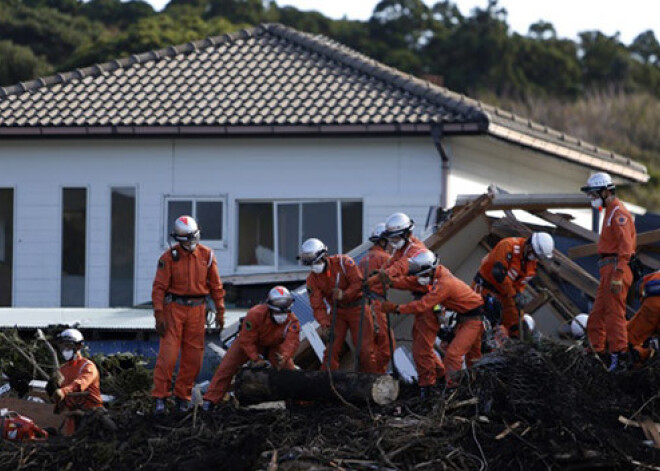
[570,314,589,339]
[581,172,615,193]
[172,215,200,251]
[408,250,438,276]
[530,232,554,260]
[58,328,84,345]
[368,223,387,243]
[266,285,294,313]
[523,314,536,333]
[384,212,414,239]
[298,238,328,265]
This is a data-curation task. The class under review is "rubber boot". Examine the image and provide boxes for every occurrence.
[154,398,166,415]
[174,397,190,412]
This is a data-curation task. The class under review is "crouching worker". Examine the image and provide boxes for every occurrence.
[473,232,553,338]
[627,271,660,365]
[381,250,485,396]
[203,286,300,409]
[52,329,103,436]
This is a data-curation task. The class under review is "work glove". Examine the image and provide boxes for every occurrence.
[274,352,287,370]
[249,358,268,368]
[381,300,399,314]
[332,288,344,301]
[378,270,392,287]
[319,326,331,343]
[154,310,167,337]
[610,273,623,294]
[52,388,65,402]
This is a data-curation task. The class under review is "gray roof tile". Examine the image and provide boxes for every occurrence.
[0,23,648,180]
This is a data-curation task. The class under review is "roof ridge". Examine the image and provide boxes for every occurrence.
[263,23,489,125]
[0,25,268,99]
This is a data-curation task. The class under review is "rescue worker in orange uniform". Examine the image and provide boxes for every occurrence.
[301,238,377,372]
[581,173,636,371]
[202,286,300,409]
[367,212,426,294]
[627,271,660,364]
[152,216,225,413]
[473,232,554,338]
[381,250,485,396]
[359,223,395,373]
[51,329,103,435]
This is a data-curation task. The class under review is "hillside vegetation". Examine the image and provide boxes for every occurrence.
[1,0,659,208]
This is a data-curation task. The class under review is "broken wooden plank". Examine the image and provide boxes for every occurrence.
[455,193,590,211]
[568,229,660,259]
[425,193,493,251]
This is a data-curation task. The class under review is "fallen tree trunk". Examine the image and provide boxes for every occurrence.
[234,368,399,406]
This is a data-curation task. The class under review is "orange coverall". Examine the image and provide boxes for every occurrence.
[367,235,426,295]
[58,353,103,435]
[152,243,225,401]
[359,245,395,373]
[474,237,537,336]
[203,304,300,404]
[627,271,660,362]
[394,265,485,387]
[588,198,636,353]
[307,255,377,372]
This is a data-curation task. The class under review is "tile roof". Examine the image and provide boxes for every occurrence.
[0,23,647,182]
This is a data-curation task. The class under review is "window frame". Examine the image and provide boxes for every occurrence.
[0,186,15,307]
[163,195,228,250]
[236,198,363,273]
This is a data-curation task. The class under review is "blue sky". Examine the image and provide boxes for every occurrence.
[144,0,659,46]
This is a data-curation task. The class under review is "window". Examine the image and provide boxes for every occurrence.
[110,188,136,307]
[61,188,87,307]
[0,189,13,306]
[165,197,225,246]
[238,200,362,270]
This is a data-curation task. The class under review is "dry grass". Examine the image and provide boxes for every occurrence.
[480,90,660,210]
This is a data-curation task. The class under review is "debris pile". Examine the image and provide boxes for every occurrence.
[1,338,658,471]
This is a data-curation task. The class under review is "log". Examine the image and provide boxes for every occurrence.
[234,368,399,406]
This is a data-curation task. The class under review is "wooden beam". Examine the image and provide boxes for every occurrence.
[531,210,660,270]
[455,193,590,211]
[425,193,493,251]
[568,229,660,259]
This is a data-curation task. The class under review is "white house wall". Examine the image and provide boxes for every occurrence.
[445,135,595,227]
[0,136,442,307]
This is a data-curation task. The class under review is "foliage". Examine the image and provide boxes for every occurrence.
[0,40,51,86]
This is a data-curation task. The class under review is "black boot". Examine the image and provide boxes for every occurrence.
[419,386,431,399]
[608,352,629,373]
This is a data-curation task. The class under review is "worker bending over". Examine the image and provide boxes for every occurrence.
[203,286,300,409]
[628,271,660,365]
[473,232,554,338]
[382,250,485,396]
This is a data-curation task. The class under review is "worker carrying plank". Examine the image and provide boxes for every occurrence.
[359,223,396,373]
[473,232,554,338]
[627,271,660,365]
[301,238,378,373]
[580,172,636,372]
[152,215,226,413]
[202,286,300,410]
[381,250,485,396]
[52,329,103,435]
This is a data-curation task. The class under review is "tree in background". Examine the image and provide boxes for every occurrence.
[0,40,51,86]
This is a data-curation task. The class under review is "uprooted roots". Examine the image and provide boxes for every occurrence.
[1,339,659,471]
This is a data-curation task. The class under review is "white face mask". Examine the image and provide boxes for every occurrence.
[590,198,603,209]
[390,239,405,250]
[272,313,288,324]
[310,262,325,274]
[61,349,75,361]
[417,275,431,286]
